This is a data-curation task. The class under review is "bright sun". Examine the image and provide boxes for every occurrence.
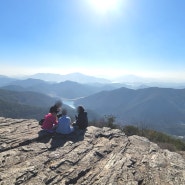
[89,0,121,14]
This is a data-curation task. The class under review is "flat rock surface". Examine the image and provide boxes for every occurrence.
[0,117,185,185]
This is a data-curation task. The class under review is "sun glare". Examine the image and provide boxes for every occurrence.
[89,0,121,14]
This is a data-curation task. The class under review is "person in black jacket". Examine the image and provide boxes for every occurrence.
[75,106,88,130]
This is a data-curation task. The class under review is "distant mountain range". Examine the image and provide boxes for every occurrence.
[1,73,185,136]
[1,74,185,136]
[113,75,154,83]
[0,75,17,87]
[0,73,111,87]
[26,72,111,83]
[75,87,185,136]
[1,78,121,99]
[1,73,185,89]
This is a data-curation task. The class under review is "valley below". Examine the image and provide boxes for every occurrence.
[0,75,185,138]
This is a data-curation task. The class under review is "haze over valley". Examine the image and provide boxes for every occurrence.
[0,73,185,137]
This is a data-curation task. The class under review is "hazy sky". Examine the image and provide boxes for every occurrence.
[0,0,185,81]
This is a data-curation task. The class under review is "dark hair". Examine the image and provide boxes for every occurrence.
[49,106,58,114]
[77,106,85,113]
[54,100,63,108]
[62,109,67,115]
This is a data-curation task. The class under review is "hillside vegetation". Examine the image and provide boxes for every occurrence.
[1,81,185,138]
[90,116,185,152]
[122,125,185,151]
[0,89,57,120]
[0,99,48,120]
[76,87,185,135]
[0,89,57,107]
[0,89,99,121]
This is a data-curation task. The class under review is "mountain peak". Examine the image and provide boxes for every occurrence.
[0,117,185,184]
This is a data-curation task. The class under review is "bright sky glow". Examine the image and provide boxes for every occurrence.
[88,0,122,14]
[0,0,185,82]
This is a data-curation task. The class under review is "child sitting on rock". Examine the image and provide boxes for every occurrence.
[41,106,58,133]
[56,109,74,134]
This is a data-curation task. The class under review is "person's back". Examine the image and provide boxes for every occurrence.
[76,106,88,130]
[56,109,74,134]
[41,107,58,132]
[42,113,57,130]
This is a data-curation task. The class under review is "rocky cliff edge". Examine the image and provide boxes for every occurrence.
[0,117,185,185]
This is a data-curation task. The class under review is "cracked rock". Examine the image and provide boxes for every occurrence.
[0,117,185,185]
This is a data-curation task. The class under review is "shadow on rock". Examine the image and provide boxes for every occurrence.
[37,129,86,151]
[37,130,54,144]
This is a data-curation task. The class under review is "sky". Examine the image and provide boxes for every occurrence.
[0,0,185,81]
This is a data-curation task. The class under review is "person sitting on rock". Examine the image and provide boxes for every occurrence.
[56,109,74,134]
[74,106,88,130]
[41,106,58,133]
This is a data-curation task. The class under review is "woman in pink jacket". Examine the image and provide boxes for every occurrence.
[41,106,58,133]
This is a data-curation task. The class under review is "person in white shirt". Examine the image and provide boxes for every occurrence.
[56,109,74,134]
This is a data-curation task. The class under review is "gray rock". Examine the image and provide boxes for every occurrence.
[0,117,185,185]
